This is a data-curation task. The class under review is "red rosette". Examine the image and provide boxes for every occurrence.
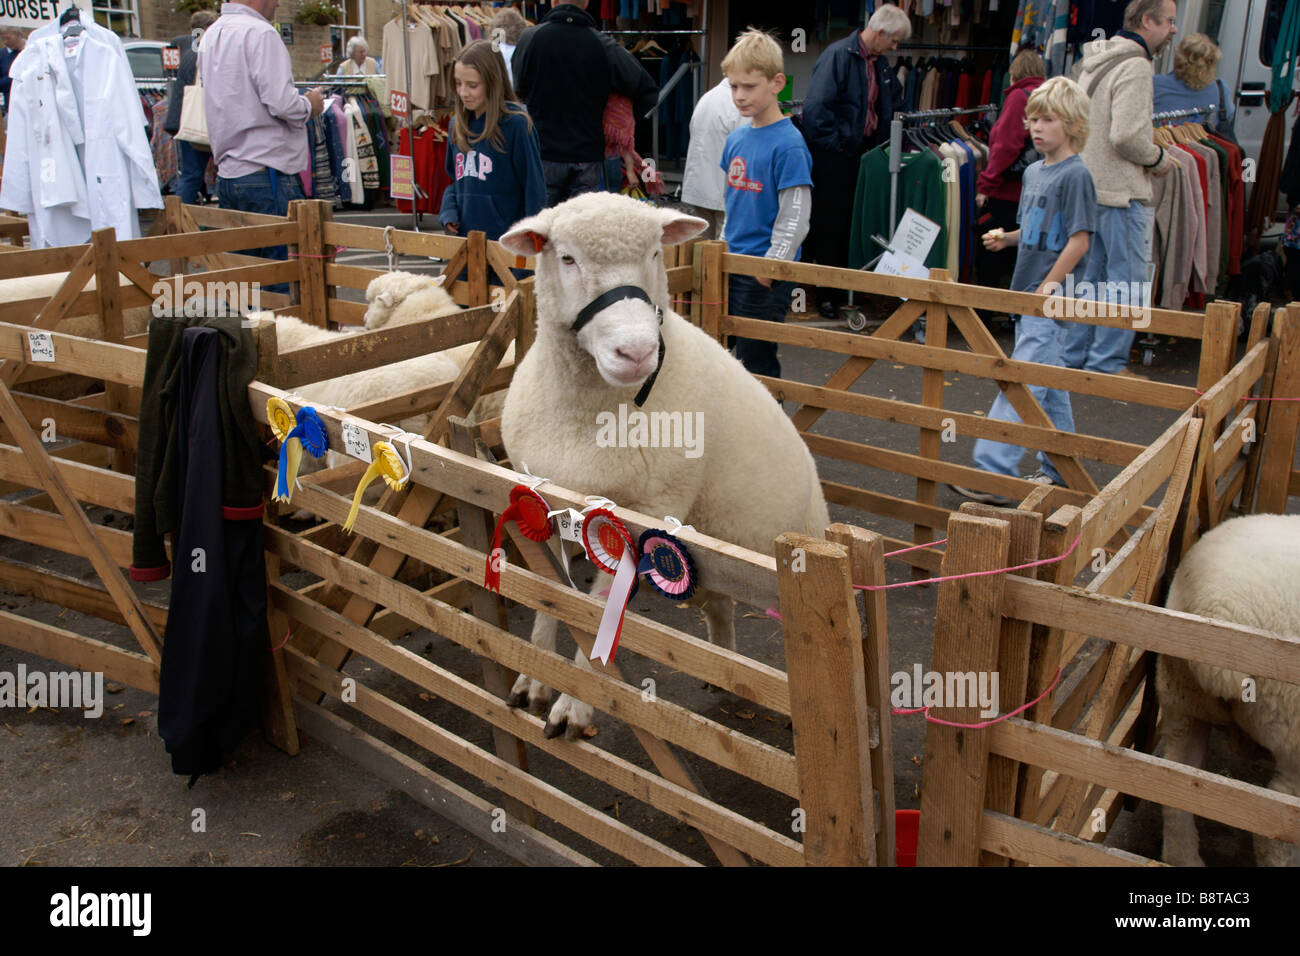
[484,485,554,592]
[581,508,634,574]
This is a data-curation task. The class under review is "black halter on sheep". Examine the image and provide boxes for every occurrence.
[496,192,830,739]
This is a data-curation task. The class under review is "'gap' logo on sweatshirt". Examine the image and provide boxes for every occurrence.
[455,150,495,181]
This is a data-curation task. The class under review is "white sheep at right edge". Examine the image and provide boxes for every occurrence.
[497,191,829,740]
[1157,513,1300,866]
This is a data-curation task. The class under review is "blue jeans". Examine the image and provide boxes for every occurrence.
[176,141,211,205]
[1061,200,1148,373]
[727,274,791,379]
[542,160,604,207]
[217,168,306,294]
[972,313,1075,484]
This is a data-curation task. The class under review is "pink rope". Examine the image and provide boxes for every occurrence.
[856,532,1083,592]
[892,668,1063,729]
[271,626,292,652]
[885,537,947,557]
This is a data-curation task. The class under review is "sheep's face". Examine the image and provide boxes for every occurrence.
[500,193,707,390]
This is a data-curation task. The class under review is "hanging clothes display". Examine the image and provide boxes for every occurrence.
[395,119,451,215]
[0,11,163,248]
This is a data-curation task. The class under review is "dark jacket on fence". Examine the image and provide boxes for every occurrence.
[131,312,265,580]
[155,325,268,782]
[511,3,657,164]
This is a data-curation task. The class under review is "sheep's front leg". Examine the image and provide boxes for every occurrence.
[699,590,736,652]
[1160,708,1210,866]
[1253,766,1300,867]
[507,612,556,716]
[542,574,608,740]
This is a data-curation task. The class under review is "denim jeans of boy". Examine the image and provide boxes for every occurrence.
[727,274,791,379]
[176,141,211,205]
[972,313,1075,484]
[1061,200,1147,373]
[217,168,306,295]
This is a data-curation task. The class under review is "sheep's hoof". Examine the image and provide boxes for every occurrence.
[528,696,551,717]
[506,688,529,709]
[543,717,567,739]
[564,721,589,741]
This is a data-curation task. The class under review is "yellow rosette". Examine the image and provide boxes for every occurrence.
[343,441,410,532]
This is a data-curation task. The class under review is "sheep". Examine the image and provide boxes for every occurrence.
[362,270,458,331]
[1157,513,1300,866]
[0,272,154,340]
[497,191,829,739]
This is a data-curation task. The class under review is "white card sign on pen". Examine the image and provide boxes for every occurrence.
[27,331,55,363]
[341,422,371,462]
[873,249,928,301]
[554,508,585,542]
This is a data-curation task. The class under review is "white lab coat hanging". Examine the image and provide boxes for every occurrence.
[0,12,163,248]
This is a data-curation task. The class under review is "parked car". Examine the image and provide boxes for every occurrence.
[122,39,169,81]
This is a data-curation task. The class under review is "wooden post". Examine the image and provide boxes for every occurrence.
[91,228,134,475]
[515,278,536,362]
[917,512,1010,866]
[262,550,301,755]
[165,195,187,279]
[291,199,330,327]
[699,240,725,342]
[825,524,895,866]
[955,503,1042,865]
[467,230,489,307]
[447,417,538,830]
[775,533,876,866]
[1196,300,1238,394]
[1256,306,1300,513]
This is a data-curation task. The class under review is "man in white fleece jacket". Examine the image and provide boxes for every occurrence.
[1062,0,1178,375]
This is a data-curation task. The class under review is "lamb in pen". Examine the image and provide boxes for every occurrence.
[497,191,829,739]
[1158,513,1300,866]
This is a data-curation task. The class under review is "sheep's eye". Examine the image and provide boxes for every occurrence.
[560,254,576,265]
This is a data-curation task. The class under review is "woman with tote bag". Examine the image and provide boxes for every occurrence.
[164,10,217,203]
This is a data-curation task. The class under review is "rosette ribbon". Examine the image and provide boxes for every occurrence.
[582,508,638,665]
[637,528,697,600]
[343,441,410,533]
[267,398,328,504]
[483,485,554,592]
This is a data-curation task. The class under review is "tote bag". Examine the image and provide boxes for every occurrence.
[175,48,209,147]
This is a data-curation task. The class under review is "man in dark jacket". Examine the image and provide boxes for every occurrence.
[512,0,658,205]
[163,10,218,203]
[800,4,911,316]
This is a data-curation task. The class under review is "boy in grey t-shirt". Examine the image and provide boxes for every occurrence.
[952,77,1097,504]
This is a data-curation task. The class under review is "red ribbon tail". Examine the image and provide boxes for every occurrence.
[484,506,511,593]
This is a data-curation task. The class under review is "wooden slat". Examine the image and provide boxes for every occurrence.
[184,204,286,228]
[723,313,1197,410]
[1256,306,1300,513]
[992,718,1300,844]
[980,810,1159,867]
[0,321,147,386]
[0,244,91,281]
[293,699,599,867]
[698,241,725,341]
[9,393,137,452]
[776,534,875,865]
[722,252,1209,338]
[0,608,158,693]
[0,445,135,513]
[266,524,799,796]
[0,557,168,631]
[0,499,133,567]
[275,584,803,867]
[345,364,514,425]
[119,222,299,262]
[322,221,464,260]
[288,648,700,866]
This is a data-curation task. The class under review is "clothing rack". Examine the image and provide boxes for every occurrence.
[295,78,379,88]
[604,30,706,35]
[1152,105,1214,122]
[896,44,1007,52]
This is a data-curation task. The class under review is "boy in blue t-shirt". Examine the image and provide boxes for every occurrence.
[718,29,813,379]
[951,77,1097,504]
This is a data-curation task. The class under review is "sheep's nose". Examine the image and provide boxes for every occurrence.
[616,344,657,368]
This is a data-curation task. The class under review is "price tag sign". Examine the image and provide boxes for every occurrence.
[554,508,586,543]
[341,421,372,463]
[27,331,55,363]
[873,249,928,301]
[320,44,332,64]
[390,155,413,200]
[162,47,180,70]
[389,90,409,119]
[893,209,942,263]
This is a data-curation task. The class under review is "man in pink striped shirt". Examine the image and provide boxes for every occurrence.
[201,0,324,266]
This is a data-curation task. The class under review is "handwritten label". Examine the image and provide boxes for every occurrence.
[341,422,371,462]
[389,90,409,119]
[320,44,332,64]
[390,155,413,200]
[873,249,928,301]
[554,508,585,543]
[27,331,55,363]
[893,209,942,262]
[162,47,180,70]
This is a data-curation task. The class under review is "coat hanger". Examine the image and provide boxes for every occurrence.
[60,3,83,35]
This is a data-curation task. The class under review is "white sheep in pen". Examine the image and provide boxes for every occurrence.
[1157,513,1300,866]
[497,191,829,739]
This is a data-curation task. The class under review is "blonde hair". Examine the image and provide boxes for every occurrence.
[1024,76,1090,152]
[1009,48,1045,82]
[721,27,785,80]
[1173,33,1222,91]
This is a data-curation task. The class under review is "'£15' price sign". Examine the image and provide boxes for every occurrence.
[162,47,180,70]
[389,90,409,119]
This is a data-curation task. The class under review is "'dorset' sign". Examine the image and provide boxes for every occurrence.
[0,0,89,31]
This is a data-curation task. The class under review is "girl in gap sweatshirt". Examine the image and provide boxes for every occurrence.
[439,40,546,243]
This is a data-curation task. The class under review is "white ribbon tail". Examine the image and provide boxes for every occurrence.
[590,550,638,665]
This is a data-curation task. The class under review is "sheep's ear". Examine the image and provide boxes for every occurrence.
[658,210,709,246]
[500,213,552,257]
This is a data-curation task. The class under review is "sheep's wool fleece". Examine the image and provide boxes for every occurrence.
[501,192,829,554]
[1165,514,1300,704]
